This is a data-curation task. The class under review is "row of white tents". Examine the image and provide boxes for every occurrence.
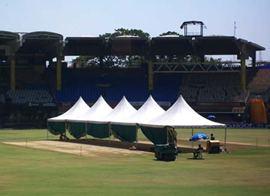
[47,95,225,144]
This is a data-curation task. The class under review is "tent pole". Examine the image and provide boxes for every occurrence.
[167,127,169,144]
[135,125,138,150]
[191,127,194,148]
[136,125,138,143]
[64,121,67,140]
[46,121,48,140]
[85,123,87,140]
[109,123,112,141]
[224,126,227,152]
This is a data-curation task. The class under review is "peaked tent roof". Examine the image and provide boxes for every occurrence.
[114,95,165,125]
[104,96,137,124]
[48,97,90,122]
[135,95,166,124]
[140,95,225,128]
[68,96,113,122]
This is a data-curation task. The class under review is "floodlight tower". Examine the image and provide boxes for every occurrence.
[180,21,205,37]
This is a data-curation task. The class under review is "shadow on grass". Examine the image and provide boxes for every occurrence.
[187,157,205,160]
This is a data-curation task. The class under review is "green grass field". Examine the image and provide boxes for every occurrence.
[0,128,270,195]
[1,128,270,146]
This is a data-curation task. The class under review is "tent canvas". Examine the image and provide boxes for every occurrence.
[68,96,113,123]
[48,97,90,122]
[68,96,113,139]
[47,97,90,135]
[111,95,165,125]
[47,121,66,135]
[140,95,225,145]
[140,95,225,128]
[104,96,137,123]
[103,96,137,142]
[71,96,137,141]
[108,95,165,143]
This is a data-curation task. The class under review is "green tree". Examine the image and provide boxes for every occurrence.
[159,31,181,36]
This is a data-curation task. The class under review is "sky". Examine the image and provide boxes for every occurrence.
[1,0,269,61]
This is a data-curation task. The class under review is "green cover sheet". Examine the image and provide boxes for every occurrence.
[68,122,86,139]
[87,123,111,138]
[47,121,66,135]
[111,124,137,143]
[140,126,168,144]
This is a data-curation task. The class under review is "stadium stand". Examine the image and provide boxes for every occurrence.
[180,73,246,103]
[0,28,268,128]
[6,89,54,105]
[0,94,5,103]
[248,67,270,94]
[51,67,149,104]
[152,74,182,103]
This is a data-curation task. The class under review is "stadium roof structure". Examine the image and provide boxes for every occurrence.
[0,30,265,59]
[107,36,149,56]
[64,36,149,56]
[195,36,264,55]
[0,31,20,57]
[64,37,105,56]
[140,95,225,128]
[17,31,63,57]
[151,36,193,55]
[0,31,20,45]
[150,35,264,56]
[48,97,90,122]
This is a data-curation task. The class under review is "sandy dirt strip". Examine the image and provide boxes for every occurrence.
[3,141,150,157]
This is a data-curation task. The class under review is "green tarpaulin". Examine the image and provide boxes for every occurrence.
[140,126,168,145]
[68,122,86,139]
[111,124,137,143]
[47,121,66,135]
[87,123,111,138]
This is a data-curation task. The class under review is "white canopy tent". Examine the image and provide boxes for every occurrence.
[104,96,137,123]
[47,95,227,146]
[140,95,225,128]
[47,97,91,136]
[105,95,165,142]
[68,96,113,123]
[111,95,165,125]
[67,96,113,139]
[48,97,91,122]
[82,96,138,140]
[139,95,227,146]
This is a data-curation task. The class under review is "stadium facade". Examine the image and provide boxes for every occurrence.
[0,22,269,128]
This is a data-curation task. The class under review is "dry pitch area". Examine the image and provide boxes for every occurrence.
[3,140,150,157]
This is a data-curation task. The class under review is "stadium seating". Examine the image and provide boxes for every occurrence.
[0,94,5,103]
[152,74,182,102]
[52,68,149,103]
[6,89,54,104]
[47,68,248,104]
[179,73,246,103]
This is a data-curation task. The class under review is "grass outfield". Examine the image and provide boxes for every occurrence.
[0,142,269,195]
[1,128,270,146]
